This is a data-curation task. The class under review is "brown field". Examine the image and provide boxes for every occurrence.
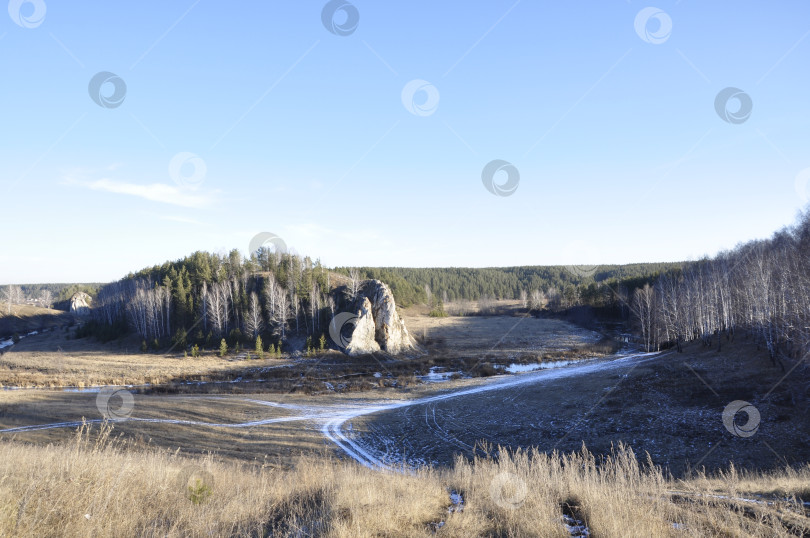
[401,303,607,360]
[0,306,809,535]
[0,327,296,389]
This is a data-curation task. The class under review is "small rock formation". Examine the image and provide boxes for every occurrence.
[344,280,419,356]
[70,292,92,317]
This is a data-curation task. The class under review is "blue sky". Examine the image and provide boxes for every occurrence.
[2,0,809,283]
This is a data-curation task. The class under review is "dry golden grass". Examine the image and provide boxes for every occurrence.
[0,328,289,388]
[401,304,600,361]
[0,424,807,537]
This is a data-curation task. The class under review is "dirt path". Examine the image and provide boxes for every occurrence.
[0,351,661,470]
[3,338,806,478]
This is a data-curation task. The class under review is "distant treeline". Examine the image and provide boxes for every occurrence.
[8,283,102,310]
[336,263,682,308]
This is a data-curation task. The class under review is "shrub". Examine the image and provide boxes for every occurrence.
[227,328,243,347]
[187,479,212,505]
[191,344,200,358]
[172,328,187,349]
[429,299,448,317]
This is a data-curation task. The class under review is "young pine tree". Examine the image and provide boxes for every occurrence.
[219,338,228,357]
[255,336,264,359]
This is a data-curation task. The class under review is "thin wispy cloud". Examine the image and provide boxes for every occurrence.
[159,215,205,225]
[66,177,214,208]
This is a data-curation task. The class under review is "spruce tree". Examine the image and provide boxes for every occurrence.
[255,336,264,359]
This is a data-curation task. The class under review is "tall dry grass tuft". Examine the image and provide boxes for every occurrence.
[0,424,807,537]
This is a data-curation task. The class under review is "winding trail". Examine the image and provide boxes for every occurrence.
[0,351,663,470]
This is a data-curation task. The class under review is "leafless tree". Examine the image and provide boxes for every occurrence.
[292,292,300,335]
[245,291,263,339]
[349,268,361,300]
[529,289,546,311]
[310,283,321,334]
[265,273,280,318]
[40,289,53,309]
[126,280,170,340]
[477,294,495,315]
[629,209,810,364]
[3,285,22,314]
[272,287,291,341]
[206,281,228,337]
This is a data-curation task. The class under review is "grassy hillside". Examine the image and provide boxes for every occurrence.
[0,303,71,338]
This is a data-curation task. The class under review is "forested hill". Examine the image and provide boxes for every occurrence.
[338,263,683,306]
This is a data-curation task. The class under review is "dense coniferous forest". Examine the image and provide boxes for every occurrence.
[336,264,682,311]
[84,249,341,352]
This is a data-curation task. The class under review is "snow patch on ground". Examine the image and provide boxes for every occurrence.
[419,367,461,383]
[562,514,590,537]
[505,359,585,373]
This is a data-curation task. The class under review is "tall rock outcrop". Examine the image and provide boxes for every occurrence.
[70,292,92,317]
[343,280,419,356]
[344,297,381,356]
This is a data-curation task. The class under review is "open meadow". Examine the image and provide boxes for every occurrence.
[1,305,809,536]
